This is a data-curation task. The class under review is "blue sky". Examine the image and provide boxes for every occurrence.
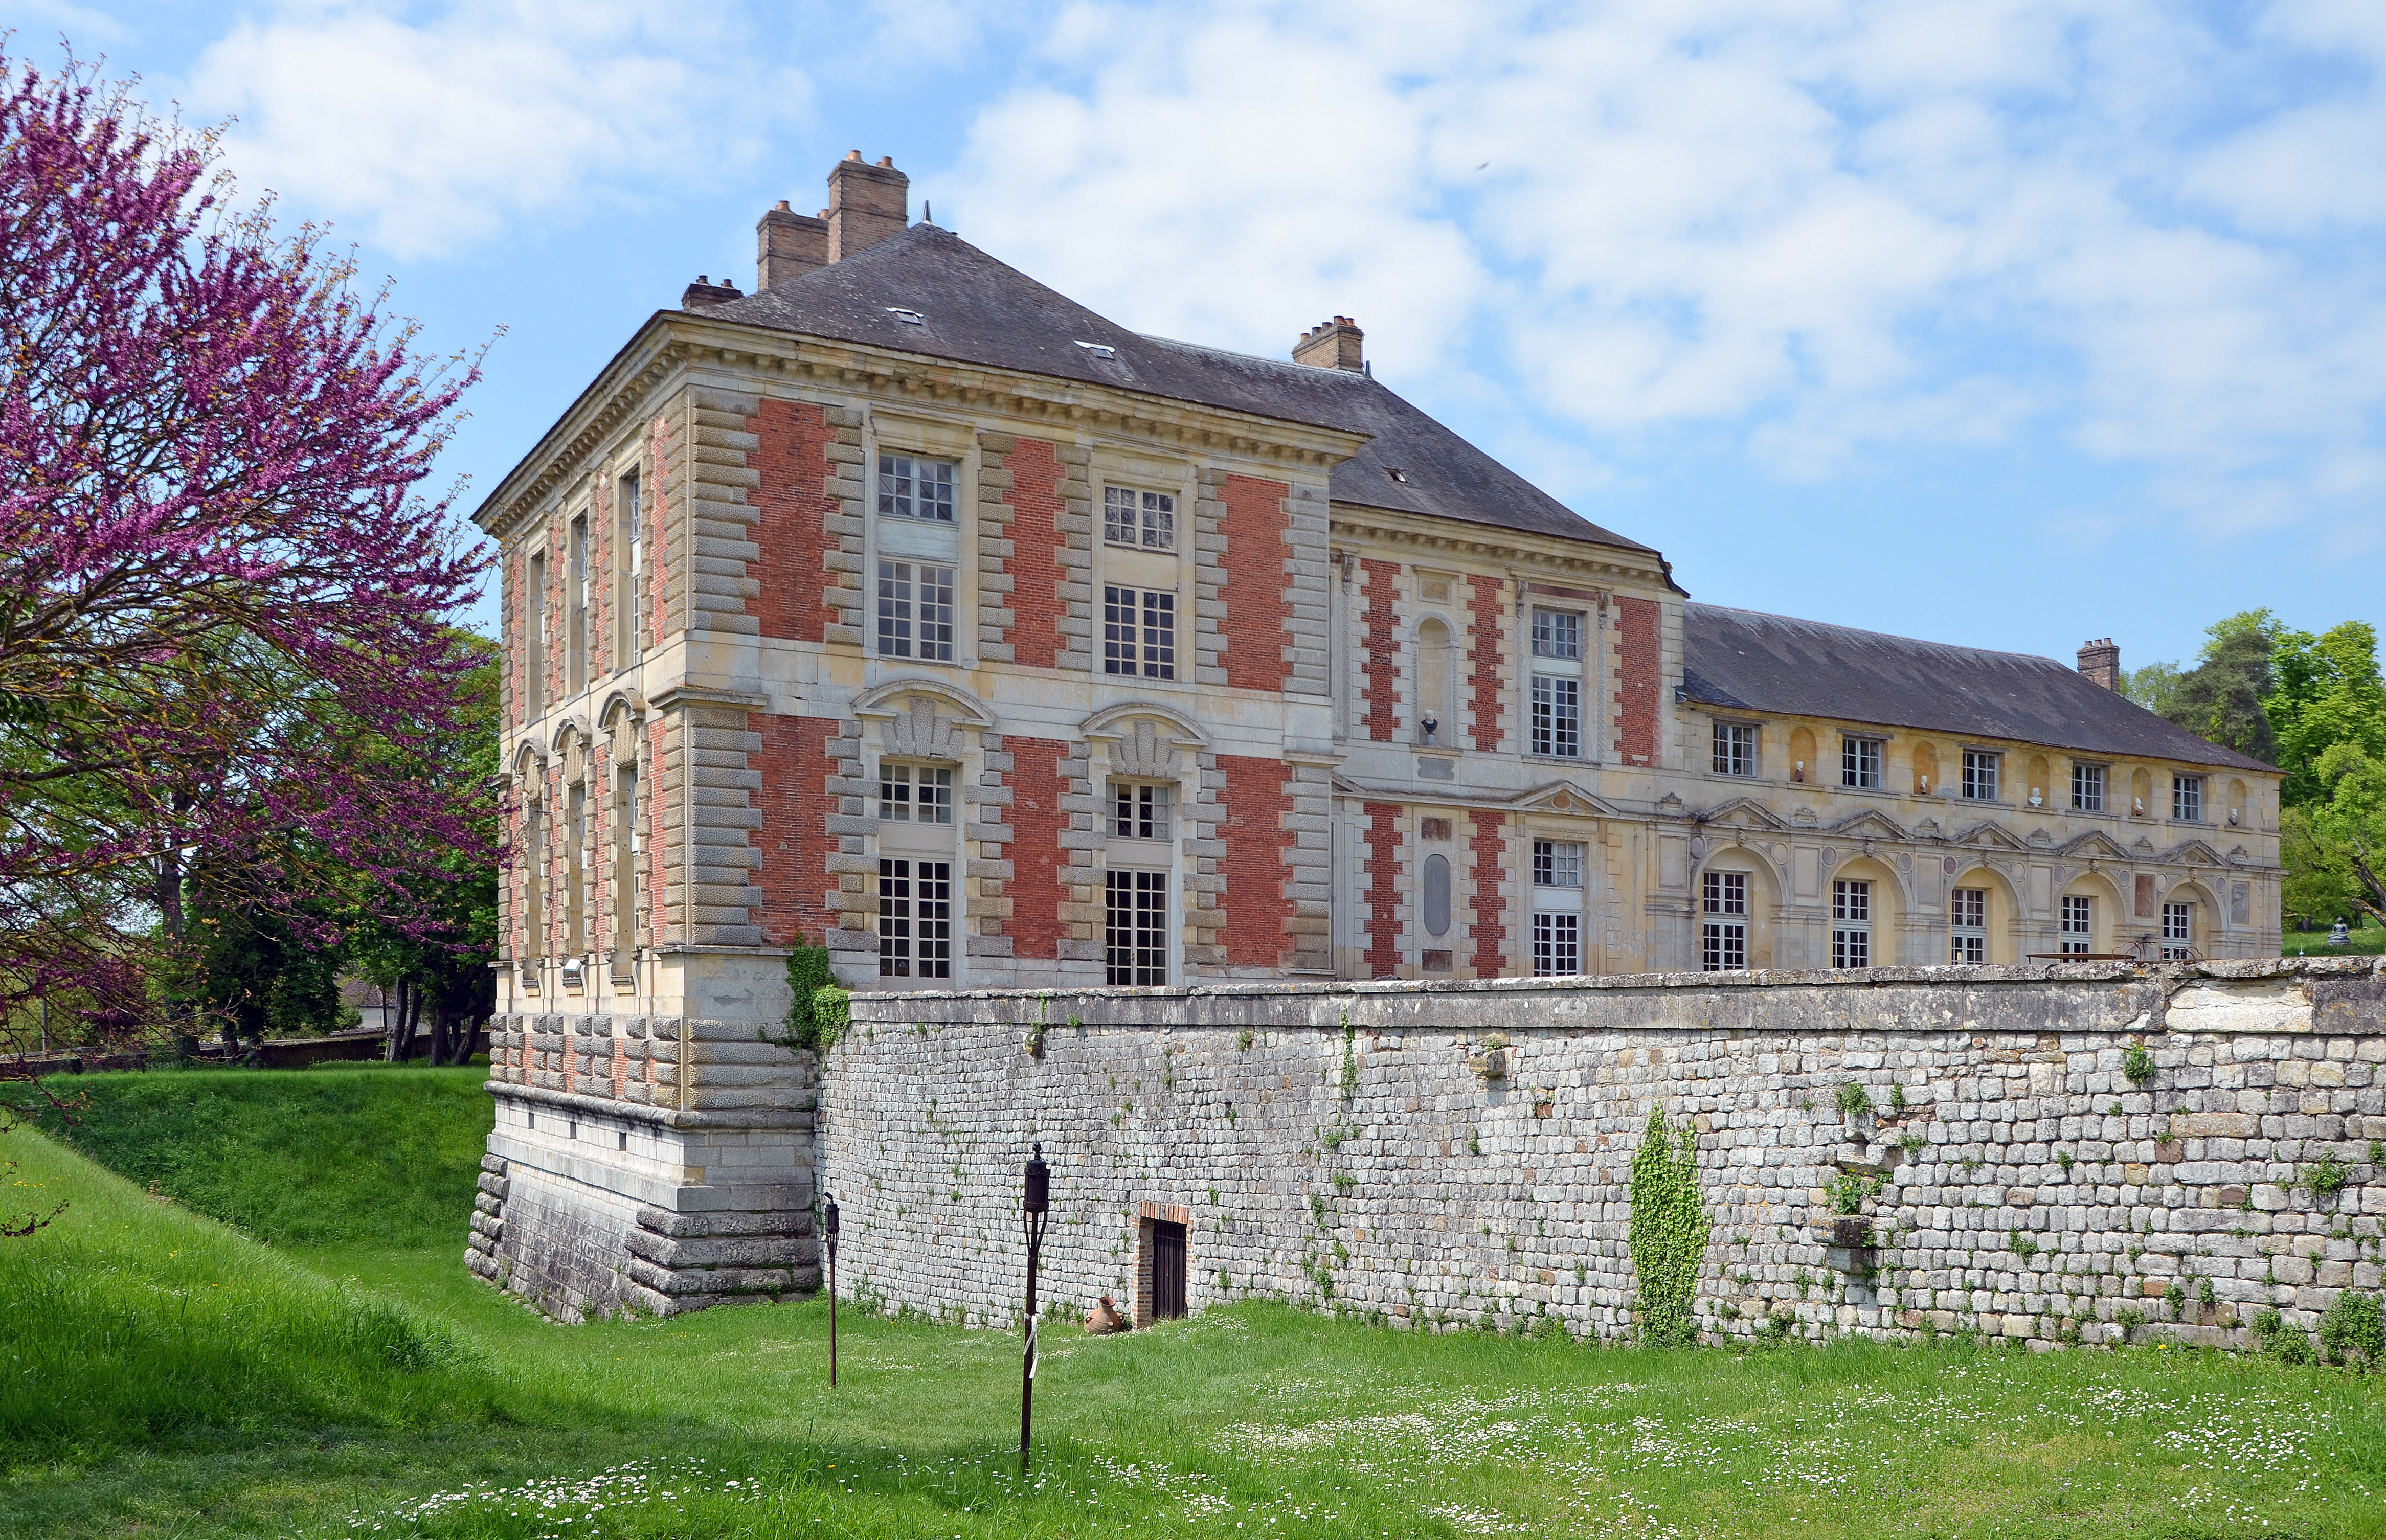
[14,0,2385,673]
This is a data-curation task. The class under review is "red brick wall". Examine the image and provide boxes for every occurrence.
[1362,801,1403,978]
[748,399,837,643]
[1465,574,1504,752]
[1467,809,1508,977]
[750,713,838,946]
[1613,595,1660,768]
[1008,439,1066,670]
[1360,559,1402,742]
[1220,754,1295,968]
[1221,475,1291,693]
[1008,736,1069,959]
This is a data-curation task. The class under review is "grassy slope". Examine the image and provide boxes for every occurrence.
[33,1063,491,1248]
[12,1067,2386,1537]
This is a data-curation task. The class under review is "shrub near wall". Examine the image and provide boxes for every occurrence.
[818,959,2386,1354]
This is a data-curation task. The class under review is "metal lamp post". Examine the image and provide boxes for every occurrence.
[821,1192,840,1388]
[1019,1142,1050,1471]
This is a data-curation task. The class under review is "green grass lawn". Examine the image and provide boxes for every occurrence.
[11,1067,2386,1538]
[2285,921,2386,957]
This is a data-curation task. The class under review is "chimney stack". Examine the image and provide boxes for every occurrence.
[2078,638,2121,691]
[681,274,744,311]
[827,151,909,263]
[757,199,828,289]
[1294,315,1365,372]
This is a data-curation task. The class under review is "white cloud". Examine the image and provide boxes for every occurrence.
[183,1,807,259]
[943,0,2386,533]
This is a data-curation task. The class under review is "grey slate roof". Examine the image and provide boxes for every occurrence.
[1682,604,2274,773]
[710,223,1653,554]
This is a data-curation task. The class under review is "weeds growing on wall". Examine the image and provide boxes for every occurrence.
[1628,1106,1709,1348]
[2322,1291,2385,1369]
[775,937,851,1054]
[2124,1043,2156,1086]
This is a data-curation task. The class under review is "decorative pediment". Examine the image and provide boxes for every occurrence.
[1108,719,1181,779]
[1696,796,1793,832]
[2167,839,2229,868]
[2132,835,2158,857]
[882,695,967,762]
[853,677,996,730]
[1791,806,1819,828]
[2028,829,2054,848]
[597,687,648,731]
[2229,844,2250,864]
[1914,818,1942,837]
[1081,699,1209,749]
[1516,780,1628,818]
[510,738,548,776]
[1828,809,1909,842]
[1950,820,2029,852]
[2058,830,2130,860]
[548,714,592,756]
[1656,792,1687,816]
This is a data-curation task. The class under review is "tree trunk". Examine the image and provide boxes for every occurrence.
[460,1014,485,1065]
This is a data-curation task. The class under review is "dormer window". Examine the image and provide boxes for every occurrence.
[885,307,925,325]
[1074,341,1116,359]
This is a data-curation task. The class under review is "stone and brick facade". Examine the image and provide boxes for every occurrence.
[470,151,2287,1317]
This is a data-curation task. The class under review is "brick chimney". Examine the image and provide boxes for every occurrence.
[1294,315,1364,372]
[681,274,744,311]
[827,152,909,263]
[2078,638,2120,690]
[757,200,828,289]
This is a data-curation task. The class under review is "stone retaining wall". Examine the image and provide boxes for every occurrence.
[818,958,2386,1352]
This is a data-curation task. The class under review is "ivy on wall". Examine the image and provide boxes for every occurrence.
[1629,1106,1710,1347]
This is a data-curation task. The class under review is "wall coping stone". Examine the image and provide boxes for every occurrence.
[488,1079,816,1130]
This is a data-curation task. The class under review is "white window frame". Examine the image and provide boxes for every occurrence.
[2071,762,2105,813]
[1103,485,1176,550]
[1712,721,1758,777]
[879,763,954,825]
[878,452,958,524]
[1961,749,2000,802]
[1105,869,1168,985]
[877,857,953,979]
[2172,774,2204,823]
[1701,870,1748,971]
[1949,886,1988,964]
[1841,736,1883,790]
[2061,894,2094,954]
[1528,608,1585,761]
[1831,878,1872,968]
[876,559,955,662]
[1530,839,1585,978]
[1102,585,1176,679]
[1110,781,1173,841]
[2162,900,2194,960]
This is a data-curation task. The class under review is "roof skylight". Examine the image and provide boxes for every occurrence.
[1074,341,1117,359]
[885,307,925,325]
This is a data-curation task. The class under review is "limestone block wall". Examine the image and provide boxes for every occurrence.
[818,958,2386,1352]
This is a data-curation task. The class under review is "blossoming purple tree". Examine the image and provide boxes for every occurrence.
[0,47,493,1101]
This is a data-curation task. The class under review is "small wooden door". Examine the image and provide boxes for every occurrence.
[1151,1219,1187,1320]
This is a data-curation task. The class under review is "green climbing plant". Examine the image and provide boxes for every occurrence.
[1628,1106,1710,1348]
[771,935,851,1053]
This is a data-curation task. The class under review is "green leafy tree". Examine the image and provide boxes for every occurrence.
[2170,620,2279,764]
[2289,742,2386,930]
[2121,660,2188,720]
[2269,622,2386,809]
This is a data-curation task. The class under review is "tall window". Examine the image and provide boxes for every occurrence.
[876,560,955,661]
[1112,783,1172,840]
[1713,722,1758,776]
[1103,485,1174,549]
[2061,895,2094,954]
[567,516,589,695]
[1106,870,1168,985]
[564,782,587,957]
[1841,736,1882,790]
[1532,839,1584,977]
[614,469,641,668]
[2172,775,2203,822]
[877,859,952,979]
[1702,871,1748,971]
[2072,763,2105,813]
[879,764,954,824]
[1529,609,1584,760]
[522,800,546,970]
[524,552,546,721]
[612,765,638,974]
[1831,878,1872,968]
[879,454,957,523]
[1961,749,1999,802]
[1949,887,1987,963]
[2162,901,2194,960]
[1102,586,1176,678]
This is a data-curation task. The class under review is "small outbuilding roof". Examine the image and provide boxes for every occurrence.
[709,223,1653,555]
[1681,604,2275,773]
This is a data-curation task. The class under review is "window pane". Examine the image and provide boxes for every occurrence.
[880,454,957,522]
[877,560,914,657]
[1713,722,1755,776]
[1530,675,1580,757]
[1833,879,1871,921]
[916,563,955,662]
[1702,920,1746,971]
[1141,591,1176,679]
[2072,764,2104,812]
[1532,912,1581,976]
[878,858,912,977]
[1530,609,1581,659]
[1841,737,1881,789]
[1963,750,1998,801]
[919,767,953,824]
[1532,840,1583,888]
[915,860,952,978]
[1104,486,1137,545]
[1703,871,1747,915]
[1141,490,1174,549]
[2173,776,2202,821]
[879,763,912,822]
[1106,870,1168,985]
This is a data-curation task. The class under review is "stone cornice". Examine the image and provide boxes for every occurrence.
[1329,510,1671,591]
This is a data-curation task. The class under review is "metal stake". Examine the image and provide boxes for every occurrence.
[822,1192,841,1388]
[1020,1142,1050,1472]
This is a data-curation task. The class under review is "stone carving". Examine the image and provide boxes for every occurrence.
[882,695,964,762]
[2231,881,2251,924]
[1110,719,1181,779]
